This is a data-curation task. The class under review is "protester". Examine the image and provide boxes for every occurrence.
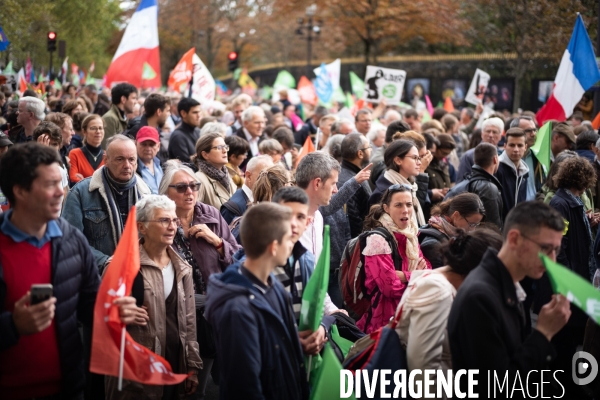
[448,201,571,395]
[425,133,455,194]
[220,155,273,224]
[226,93,251,136]
[359,185,431,333]
[224,135,250,189]
[457,117,504,182]
[68,114,106,184]
[259,138,285,164]
[419,193,486,268]
[295,105,327,145]
[193,132,237,209]
[368,126,386,153]
[551,122,576,160]
[592,138,600,207]
[168,97,202,162]
[160,162,240,398]
[45,112,75,173]
[397,229,502,392]
[105,195,201,399]
[355,109,373,135]
[575,129,599,164]
[316,114,338,149]
[496,127,529,222]
[369,120,410,189]
[63,134,151,272]
[0,142,141,399]
[135,126,163,194]
[14,96,45,143]
[101,83,137,146]
[253,164,292,203]
[441,113,468,160]
[205,203,309,400]
[511,116,544,200]
[236,105,267,170]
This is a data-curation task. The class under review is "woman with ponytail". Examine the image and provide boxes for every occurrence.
[358,185,431,334]
[396,228,502,394]
[419,193,486,268]
[252,164,292,203]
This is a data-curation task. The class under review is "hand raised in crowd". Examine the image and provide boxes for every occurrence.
[475,101,484,117]
[419,150,433,172]
[416,258,428,270]
[431,188,449,202]
[185,370,199,395]
[535,294,571,342]
[189,223,222,247]
[354,163,373,185]
[299,325,328,355]
[12,291,56,335]
[113,296,149,326]
[36,134,50,147]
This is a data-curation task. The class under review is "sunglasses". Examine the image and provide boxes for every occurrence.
[389,183,413,192]
[169,182,201,193]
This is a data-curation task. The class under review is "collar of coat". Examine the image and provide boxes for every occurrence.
[479,248,523,309]
[139,243,191,282]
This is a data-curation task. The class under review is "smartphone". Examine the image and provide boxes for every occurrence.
[30,284,53,305]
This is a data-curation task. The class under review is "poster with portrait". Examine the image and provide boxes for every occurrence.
[486,79,514,111]
[363,66,407,105]
[465,69,491,105]
[537,81,554,104]
[441,79,467,104]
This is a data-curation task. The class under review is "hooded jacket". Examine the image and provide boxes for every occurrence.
[495,151,529,223]
[205,262,309,400]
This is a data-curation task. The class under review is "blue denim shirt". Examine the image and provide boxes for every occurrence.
[138,157,163,195]
[0,209,62,248]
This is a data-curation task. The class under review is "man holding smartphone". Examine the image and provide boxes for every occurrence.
[0,143,144,399]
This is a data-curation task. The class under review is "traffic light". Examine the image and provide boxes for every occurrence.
[227,51,238,72]
[47,31,57,52]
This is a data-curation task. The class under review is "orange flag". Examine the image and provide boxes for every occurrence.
[90,206,188,385]
[295,136,315,168]
[167,48,195,92]
[592,112,600,130]
[443,97,455,112]
[297,76,318,106]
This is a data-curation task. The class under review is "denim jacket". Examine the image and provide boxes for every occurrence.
[62,167,151,271]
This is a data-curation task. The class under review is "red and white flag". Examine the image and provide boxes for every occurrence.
[90,207,188,386]
[17,68,27,94]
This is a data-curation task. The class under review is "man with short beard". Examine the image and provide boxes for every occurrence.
[338,133,373,237]
[102,83,138,146]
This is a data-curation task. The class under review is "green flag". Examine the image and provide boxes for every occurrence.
[4,61,14,75]
[274,70,296,89]
[233,67,242,81]
[310,344,356,400]
[421,109,432,123]
[142,62,157,80]
[531,121,552,174]
[54,80,62,90]
[330,325,353,357]
[333,86,345,103]
[345,92,354,109]
[349,71,364,98]
[299,225,330,332]
[541,254,600,323]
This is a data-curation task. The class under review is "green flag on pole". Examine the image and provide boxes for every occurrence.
[310,344,356,400]
[531,121,552,174]
[421,109,432,123]
[299,225,330,332]
[345,92,355,109]
[349,71,364,98]
[4,61,14,75]
[274,70,296,89]
[541,254,600,323]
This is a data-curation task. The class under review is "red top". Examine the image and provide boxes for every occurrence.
[0,233,62,399]
[69,147,105,183]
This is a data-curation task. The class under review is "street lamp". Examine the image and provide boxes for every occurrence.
[296,4,322,77]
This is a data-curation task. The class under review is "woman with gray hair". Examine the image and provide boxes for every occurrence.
[160,161,240,399]
[105,194,201,399]
[200,121,227,138]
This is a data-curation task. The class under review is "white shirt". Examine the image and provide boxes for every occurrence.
[300,210,324,261]
[242,184,254,203]
[163,261,175,298]
[244,128,260,157]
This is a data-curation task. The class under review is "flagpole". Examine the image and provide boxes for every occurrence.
[118,326,126,391]
[307,355,312,382]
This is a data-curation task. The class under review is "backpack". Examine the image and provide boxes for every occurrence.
[123,116,142,140]
[417,225,447,245]
[444,175,488,200]
[339,227,402,321]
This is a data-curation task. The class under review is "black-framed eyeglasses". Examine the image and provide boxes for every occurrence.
[142,218,181,228]
[520,233,561,256]
[211,145,230,152]
[461,214,481,230]
[403,155,422,162]
[359,146,372,151]
[168,182,201,193]
[523,128,537,135]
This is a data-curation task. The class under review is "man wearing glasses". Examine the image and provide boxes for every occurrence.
[457,117,504,182]
[355,109,373,135]
[511,115,545,201]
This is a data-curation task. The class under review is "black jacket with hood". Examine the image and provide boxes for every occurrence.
[495,151,529,223]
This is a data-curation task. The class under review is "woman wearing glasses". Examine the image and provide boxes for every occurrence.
[193,132,237,209]
[358,185,431,334]
[68,114,105,183]
[159,161,240,399]
[106,195,201,399]
[419,193,486,268]
[370,139,429,227]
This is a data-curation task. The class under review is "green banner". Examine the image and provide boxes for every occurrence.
[531,122,552,174]
[299,225,330,332]
[349,71,364,98]
[274,70,296,89]
[310,344,356,400]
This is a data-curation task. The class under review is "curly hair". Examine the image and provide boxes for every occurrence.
[552,156,596,192]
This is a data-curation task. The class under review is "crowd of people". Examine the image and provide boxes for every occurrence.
[0,80,598,399]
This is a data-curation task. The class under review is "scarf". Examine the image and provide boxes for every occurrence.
[565,189,595,280]
[378,212,420,271]
[428,215,458,239]
[196,159,233,195]
[101,167,139,241]
[383,169,426,227]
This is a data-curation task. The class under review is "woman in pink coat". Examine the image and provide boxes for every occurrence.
[357,184,431,334]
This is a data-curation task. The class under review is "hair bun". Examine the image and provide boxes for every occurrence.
[448,229,469,254]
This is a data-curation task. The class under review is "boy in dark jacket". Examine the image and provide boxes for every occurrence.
[448,201,571,397]
[496,128,529,223]
[205,203,310,400]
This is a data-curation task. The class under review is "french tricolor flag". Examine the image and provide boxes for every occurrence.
[105,0,161,89]
[536,14,600,125]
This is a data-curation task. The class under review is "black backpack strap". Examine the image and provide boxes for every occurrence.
[418,227,447,243]
[222,198,242,217]
[371,226,403,271]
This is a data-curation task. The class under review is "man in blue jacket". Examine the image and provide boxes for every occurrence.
[205,203,309,400]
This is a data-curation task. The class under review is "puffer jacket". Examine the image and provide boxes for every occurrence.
[105,245,202,400]
[62,167,151,271]
[0,217,100,398]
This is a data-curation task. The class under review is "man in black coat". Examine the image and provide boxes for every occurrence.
[0,143,141,398]
[168,97,202,163]
[445,142,503,229]
[448,201,571,397]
